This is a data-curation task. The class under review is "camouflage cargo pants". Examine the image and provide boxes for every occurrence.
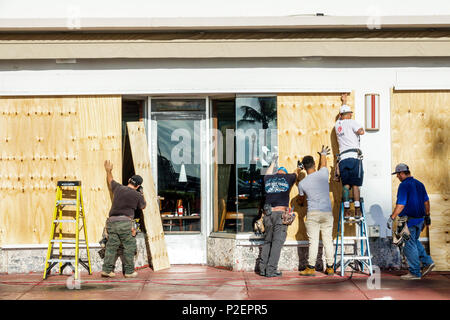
[102,220,137,274]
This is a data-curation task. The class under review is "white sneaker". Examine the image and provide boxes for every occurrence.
[400,272,421,280]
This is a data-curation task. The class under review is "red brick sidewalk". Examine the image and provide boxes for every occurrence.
[1,265,449,300]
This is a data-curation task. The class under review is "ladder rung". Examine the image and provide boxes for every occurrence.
[47,259,76,263]
[53,219,77,223]
[344,219,365,223]
[50,239,86,243]
[343,256,372,260]
[340,236,368,240]
[57,200,78,206]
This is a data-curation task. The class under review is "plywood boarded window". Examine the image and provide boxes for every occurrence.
[277,93,356,241]
[0,96,121,245]
[391,90,449,271]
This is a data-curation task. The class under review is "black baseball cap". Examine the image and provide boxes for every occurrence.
[129,175,143,186]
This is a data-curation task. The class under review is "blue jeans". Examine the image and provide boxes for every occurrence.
[403,221,433,277]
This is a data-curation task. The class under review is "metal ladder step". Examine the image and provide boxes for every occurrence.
[56,200,78,206]
[47,259,76,263]
[50,239,86,243]
[53,219,77,223]
[340,236,368,240]
[343,256,372,260]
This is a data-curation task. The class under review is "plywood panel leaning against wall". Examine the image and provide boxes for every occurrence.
[127,121,170,271]
[277,93,355,241]
[0,96,121,245]
[391,90,449,271]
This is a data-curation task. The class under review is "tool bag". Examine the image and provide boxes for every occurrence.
[282,208,295,226]
[392,216,411,248]
[254,204,271,234]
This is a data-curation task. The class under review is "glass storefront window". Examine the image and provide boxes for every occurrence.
[152,99,205,233]
[212,96,277,234]
[236,96,277,232]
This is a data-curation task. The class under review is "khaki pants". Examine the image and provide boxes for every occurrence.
[305,211,334,267]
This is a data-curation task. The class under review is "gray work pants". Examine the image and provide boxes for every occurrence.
[259,211,287,275]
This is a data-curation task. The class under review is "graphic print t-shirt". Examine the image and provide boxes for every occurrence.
[335,119,363,160]
[264,173,297,207]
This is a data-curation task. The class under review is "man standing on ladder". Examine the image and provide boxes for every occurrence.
[101,160,146,278]
[335,93,365,217]
[388,163,434,280]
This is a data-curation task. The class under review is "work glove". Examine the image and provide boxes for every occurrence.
[387,216,393,229]
[270,152,279,165]
[318,145,330,156]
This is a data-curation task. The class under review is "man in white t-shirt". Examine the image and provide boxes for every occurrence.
[298,146,334,276]
[335,93,365,217]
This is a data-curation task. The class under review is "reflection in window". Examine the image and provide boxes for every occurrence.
[212,97,277,233]
[236,97,277,232]
[153,100,204,233]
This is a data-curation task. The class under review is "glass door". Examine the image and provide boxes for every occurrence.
[150,99,207,263]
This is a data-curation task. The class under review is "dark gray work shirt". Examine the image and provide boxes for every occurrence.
[108,180,146,222]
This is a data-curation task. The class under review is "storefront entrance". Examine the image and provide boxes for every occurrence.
[150,98,209,264]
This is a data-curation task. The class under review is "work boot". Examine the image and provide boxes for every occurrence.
[299,266,316,276]
[422,263,435,277]
[354,207,362,218]
[325,265,335,276]
[101,271,116,278]
[124,271,138,278]
[265,270,282,278]
[400,272,421,280]
[344,208,351,218]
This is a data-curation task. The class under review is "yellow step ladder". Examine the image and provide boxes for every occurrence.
[43,181,92,280]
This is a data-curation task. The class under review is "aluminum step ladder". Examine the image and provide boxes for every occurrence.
[43,181,92,280]
[334,197,373,276]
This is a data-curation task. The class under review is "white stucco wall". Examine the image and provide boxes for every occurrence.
[1,57,449,240]
[1,0,450,18]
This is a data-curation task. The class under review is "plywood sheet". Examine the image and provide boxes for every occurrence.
[77,96,122,244]
[0,96,121,245]
[391,90,450,270]
[427,194,450,271]
[127,121,170,271]
[277,93,355,241]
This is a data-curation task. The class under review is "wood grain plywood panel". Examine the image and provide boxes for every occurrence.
[127,121,170,271]
[391,90,450,270]
[277,93,355,241]
[428,194,450,271]
[0,97,78,244]
[0,96,122,245]
[77,96,122,244]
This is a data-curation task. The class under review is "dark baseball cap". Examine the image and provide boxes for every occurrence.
[129,175,143,186]
[391,163,409,175]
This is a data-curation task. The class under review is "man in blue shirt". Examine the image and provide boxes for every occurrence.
[388,163,434,280]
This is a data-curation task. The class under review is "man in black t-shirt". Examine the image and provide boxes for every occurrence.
[101,160,146,278]
[259,158,299,277]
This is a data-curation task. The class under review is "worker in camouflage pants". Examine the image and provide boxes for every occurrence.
[101,160,146,278]
[102,220,137,275]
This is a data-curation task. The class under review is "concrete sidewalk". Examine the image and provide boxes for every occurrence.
[1,265,449,300]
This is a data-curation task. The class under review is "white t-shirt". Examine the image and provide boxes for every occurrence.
[335,119,363,160]
[298,167,332,213]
